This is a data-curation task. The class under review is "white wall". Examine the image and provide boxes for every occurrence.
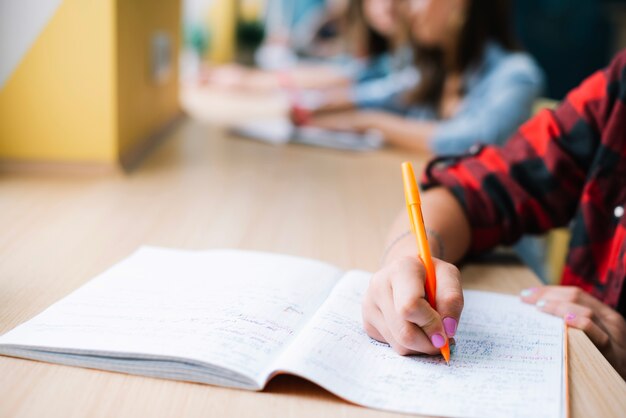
[0,0,62,89]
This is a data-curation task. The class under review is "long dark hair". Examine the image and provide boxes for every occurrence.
[347,0,391,58]
[411,0,518,108]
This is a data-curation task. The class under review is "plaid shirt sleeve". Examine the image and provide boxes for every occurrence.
[421,50,626,256]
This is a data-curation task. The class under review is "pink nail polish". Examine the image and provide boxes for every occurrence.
[443,317,458,337]
[565,313,576,321]
[431,333,446,348]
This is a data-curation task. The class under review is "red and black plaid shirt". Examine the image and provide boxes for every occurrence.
[422,50,626,318]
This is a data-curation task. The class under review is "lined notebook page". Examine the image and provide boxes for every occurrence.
[0,247,341,386]
[279,271,564,418]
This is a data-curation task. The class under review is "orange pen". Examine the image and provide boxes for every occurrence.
[401,161,451,364]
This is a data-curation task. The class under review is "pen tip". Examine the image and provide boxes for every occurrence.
[441,344,451,365]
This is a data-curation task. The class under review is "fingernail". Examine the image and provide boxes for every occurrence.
[565,313,576,322]
[520,287,538,298]
[536,299,547,308]
[443,317,458,337]
[431,333,446,348]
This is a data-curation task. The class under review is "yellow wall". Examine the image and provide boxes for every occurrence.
[0,0,181,168]
[116,0,181,164]
[0,0,117,163]
[207,0,236,63]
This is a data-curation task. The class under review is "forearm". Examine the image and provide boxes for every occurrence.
[312,89,356,115]
[383,187,471,265]
[307,111,436,148]
[367,113,436,153]
[288,66,352,90]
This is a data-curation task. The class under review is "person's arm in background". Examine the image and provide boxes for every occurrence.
[301,59,434,152]
[306,109,437,152]
[363,51,626,377]
[308,53,544,155]
[204,63,352,92]
[290,54,420,116]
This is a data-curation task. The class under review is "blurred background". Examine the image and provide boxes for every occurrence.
[1,0,626,284]
[181,0,626,98]
[2,0,626,172]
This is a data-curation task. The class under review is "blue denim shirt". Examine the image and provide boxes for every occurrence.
[350,47,418,108]
[358,42,545,155]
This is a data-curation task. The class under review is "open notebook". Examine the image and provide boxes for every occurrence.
[230,118,384,151]
[0,247,566,418]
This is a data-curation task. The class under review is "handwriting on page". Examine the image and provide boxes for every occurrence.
[0,248,341,382]
[280,271,563,418]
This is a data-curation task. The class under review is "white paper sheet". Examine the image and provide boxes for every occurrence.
[0,247,341,385]
[279,271,564,418]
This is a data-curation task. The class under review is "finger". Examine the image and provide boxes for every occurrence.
[535,297,616,338]
[363,271,427,355]
[366,304,422,356]
[564,312,611,350]
[389,258,446,353]
[519,285,548,304]
[363,319,385,342]
[531,296,612,350]
[535,299,594,321]
[381,298,439,355]
[362,293,386,342]
[433,259,464,337]
[520,286,608,314]
[308,115,342,130]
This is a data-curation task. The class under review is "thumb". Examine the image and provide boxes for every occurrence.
[434,259,464,337]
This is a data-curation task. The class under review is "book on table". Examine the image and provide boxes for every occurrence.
[230,118,384,151]
[0,247,567,418]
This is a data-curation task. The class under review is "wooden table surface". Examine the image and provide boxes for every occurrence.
[1,116,625,418]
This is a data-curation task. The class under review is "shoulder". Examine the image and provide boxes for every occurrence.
[480,43,545,88]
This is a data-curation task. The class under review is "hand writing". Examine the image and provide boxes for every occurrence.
[362,256,464,355]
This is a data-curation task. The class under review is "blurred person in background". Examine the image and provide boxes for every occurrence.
[304,0,544,156]
[258,0,349,66]
[203,0,412,98]
[296,0,418,113]
[204,0,353,92]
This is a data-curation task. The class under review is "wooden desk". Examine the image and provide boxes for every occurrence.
[1,118,624,417]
